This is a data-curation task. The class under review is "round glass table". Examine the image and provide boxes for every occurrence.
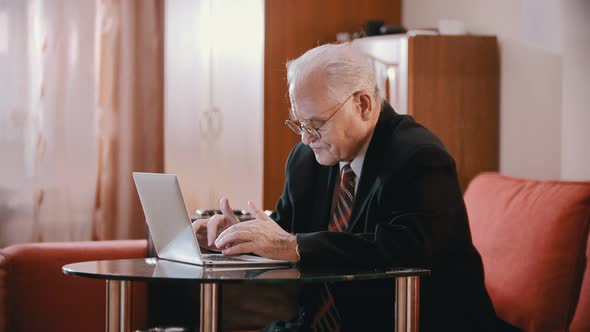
[63,258,429,332]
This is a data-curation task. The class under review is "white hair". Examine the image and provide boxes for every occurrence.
[286,43,381,106]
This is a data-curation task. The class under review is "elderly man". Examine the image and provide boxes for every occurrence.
[193,43,514,332]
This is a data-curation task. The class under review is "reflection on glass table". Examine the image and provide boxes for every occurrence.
[63,258,429,332]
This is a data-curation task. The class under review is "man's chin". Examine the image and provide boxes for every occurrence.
[313,151,338,166]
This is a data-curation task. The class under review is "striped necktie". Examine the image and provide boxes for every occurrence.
[312,164,356,332]
[329,164,356,232]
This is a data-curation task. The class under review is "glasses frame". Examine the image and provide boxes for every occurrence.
[285,92,356,139]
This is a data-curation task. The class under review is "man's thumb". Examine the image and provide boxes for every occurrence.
[247,201,267,220]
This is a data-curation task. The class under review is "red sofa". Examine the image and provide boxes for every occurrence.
[1,172,588,332]
[465,172,590,332]
[0,240,149,332]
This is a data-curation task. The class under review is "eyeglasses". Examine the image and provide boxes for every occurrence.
[285,93,355,139]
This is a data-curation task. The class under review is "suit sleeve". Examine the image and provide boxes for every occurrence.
[296,146,469,268]
[268,146,297,232]
[269,180,293,232]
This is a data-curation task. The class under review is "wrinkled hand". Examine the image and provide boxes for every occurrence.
[192,197,240,252]
[214,201,299,262]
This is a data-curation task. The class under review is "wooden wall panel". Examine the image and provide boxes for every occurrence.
[407,36,499,191]
[263,0,401,209]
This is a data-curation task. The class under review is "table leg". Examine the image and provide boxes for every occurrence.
[106,280,131,332]
[395,276,420,332]
[200,283,221,332]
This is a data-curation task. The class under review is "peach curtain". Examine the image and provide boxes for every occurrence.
[0,0,100,246]
[0,0,163,246]
[93,0,164,240]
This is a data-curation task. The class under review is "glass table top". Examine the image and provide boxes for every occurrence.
[63,258,429,284]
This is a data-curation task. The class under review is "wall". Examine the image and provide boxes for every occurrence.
[165,0,265,213]
[403,0,590,181]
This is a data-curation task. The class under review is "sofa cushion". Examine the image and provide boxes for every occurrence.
[464,173,590,332]
[0,240,148,332]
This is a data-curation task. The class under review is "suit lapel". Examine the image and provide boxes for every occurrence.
[348,104,399,231]
[309,163,339,231]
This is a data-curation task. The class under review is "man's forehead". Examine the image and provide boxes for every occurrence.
[290,86,333,121]
[289,69,332,117]
[290,95,331,121]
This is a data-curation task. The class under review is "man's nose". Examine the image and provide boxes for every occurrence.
[301,131,316,145]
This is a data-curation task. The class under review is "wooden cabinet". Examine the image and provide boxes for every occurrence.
[406,35,499,192]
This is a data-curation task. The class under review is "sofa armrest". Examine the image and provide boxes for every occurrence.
[0,240,148,332]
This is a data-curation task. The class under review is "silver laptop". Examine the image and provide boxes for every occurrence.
[133,172,290,266]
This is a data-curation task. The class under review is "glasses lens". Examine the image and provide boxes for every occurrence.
[285,120,303,135]
[306,127,320,139]
[285,120,322,139]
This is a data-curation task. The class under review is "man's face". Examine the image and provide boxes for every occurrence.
[289,73,369,165]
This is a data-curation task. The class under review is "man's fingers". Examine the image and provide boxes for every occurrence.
[215,223,255,248]
[192,219,208,233]
[220,197,239,224]
[206,214,226,246]
[215,220,254,239]
[215,225,241,248]
[222,242,255,256]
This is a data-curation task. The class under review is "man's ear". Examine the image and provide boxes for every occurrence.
[358,92,373,121]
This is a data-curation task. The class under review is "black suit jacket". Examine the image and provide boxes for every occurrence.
[269,103,510,332]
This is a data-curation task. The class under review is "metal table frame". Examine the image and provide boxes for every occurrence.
[104,276,420,332]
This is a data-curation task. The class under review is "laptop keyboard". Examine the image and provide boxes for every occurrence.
[202,254,247,262]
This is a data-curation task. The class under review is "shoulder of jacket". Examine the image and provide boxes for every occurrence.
[378,115,454,171]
